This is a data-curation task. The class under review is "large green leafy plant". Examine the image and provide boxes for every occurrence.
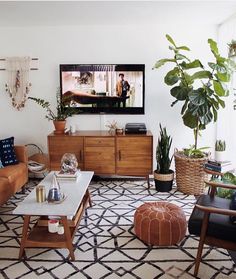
[154,35,233,150]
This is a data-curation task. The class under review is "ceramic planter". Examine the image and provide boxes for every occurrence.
[53,120,66,134]
[215,151,226,162]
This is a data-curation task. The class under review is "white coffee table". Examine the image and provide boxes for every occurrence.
[13,171,94,260]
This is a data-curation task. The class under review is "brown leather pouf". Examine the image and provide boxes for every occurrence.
[134,202,187,246]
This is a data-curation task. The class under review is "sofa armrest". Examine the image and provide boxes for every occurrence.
[14,145,28,164]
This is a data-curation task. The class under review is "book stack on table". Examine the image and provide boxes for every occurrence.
[204,159,233,173]
[55,170,80,180]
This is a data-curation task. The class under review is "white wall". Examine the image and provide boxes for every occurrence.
[0,23,217,168]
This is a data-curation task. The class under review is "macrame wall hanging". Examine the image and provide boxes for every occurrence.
[5,56,32,110]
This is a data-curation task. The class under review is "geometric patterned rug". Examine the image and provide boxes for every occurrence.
[0,179,236,279]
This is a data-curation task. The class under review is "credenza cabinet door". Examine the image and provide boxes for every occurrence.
[48,136,84,170]
[116,136,152,176]
[84,137,115,174]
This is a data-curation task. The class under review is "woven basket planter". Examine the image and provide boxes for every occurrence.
[174,151,207,195]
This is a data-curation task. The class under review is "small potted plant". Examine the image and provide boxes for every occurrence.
[215,140,226,162]
[154,124,174,192]
[29,91,76,134]
[228,40,236,58]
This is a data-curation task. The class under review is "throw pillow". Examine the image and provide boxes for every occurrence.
[230,191,236,223]
[0,137,18,166]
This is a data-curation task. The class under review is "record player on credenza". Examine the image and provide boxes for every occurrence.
[125,123,147,134]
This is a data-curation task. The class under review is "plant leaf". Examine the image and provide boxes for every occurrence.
[214,95,225,108]
[170,86,189,101]
[181,59,203,69]
[175,53,190,61]
[208,38,219,58]
[212,106,217,122]
[215,72,230,82]
[191,71,212,80]
[182,110,198,129]
[189,88,206,106]
[176,45,190,51]
[181,100,188,115]
[164,67,179,85]
[199,110,213,125]
[208,62,216,70]
[166,34,176,47]
[153,58,175,69]
[213,80,225,96]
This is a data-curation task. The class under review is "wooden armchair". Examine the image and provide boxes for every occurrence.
[188,179,236,276]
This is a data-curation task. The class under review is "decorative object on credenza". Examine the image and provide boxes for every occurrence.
[28,89,77,134]
[4,57,32,110]
[106,120,118,133]
[154,124,174,192]
[115,128,124,135]
[215,139,226,162]
[153,34,233,195]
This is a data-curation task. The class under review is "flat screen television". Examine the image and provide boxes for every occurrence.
[60,64,145,114]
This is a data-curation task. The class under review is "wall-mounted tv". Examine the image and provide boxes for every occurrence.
[60,64,145,114]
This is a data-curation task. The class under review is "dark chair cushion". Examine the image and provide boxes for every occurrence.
[230,192,236,223]
[0,137,18,166]
[188,194,236,242]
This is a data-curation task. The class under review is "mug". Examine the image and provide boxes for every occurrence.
[48,219,59,233]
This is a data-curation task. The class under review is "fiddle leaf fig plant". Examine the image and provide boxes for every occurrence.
[154,34,234,150]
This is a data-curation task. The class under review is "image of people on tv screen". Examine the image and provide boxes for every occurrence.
[116,73,130,108]
[61,68,143,108]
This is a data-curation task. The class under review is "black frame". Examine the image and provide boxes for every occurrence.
[60,64,145,114]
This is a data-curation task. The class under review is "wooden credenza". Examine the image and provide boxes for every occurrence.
[48,130,153,183]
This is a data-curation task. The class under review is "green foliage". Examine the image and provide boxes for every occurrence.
[183,145,209,158]
[216,187,234,199]
[28,90,77,121]
[222,172,236,184]
[156,124,173,174]
[154,34,234,150]
[213,172,236,199]
[215,140,226,151]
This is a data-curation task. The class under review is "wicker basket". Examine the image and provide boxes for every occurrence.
[174,151,207,195]
[25,144,49,178]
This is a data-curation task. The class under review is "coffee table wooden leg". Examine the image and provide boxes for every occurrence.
[61,216,75,261]
[19,215,31,259]
[87,190,92,207]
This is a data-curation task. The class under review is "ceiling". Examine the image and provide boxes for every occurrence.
[0,1,236,27]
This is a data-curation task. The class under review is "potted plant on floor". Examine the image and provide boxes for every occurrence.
[153,35,234,195]
[29,91,76,134]
[154,124,174,192]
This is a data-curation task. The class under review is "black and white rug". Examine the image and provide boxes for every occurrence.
[0,179,235,279]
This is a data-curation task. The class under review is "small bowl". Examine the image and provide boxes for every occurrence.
[116,128,124,135]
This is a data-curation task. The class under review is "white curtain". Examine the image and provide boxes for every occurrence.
[5,56,31,110]
[218,18,236,165]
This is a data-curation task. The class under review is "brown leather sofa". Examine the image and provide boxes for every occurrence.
[0,145,28,206]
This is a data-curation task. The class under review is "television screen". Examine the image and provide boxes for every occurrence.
[60,64,145,114]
